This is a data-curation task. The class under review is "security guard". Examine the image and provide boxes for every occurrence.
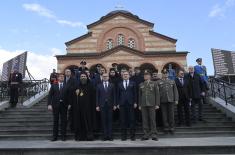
[194,58,209,105]
[157,70,178,134]
[194,58,208,85]
[8,67,22,108]
[139,70,160,141]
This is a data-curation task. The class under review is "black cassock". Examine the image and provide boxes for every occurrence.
[73,83,96,141]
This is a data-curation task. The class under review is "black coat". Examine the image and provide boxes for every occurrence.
[130,74,144,104]
[93,74,103,87]
[187,73,205,99]
[73,82,96,139]
[64,77,77,106]
[117,80,137,106]
[48,83,68,107]
[175,77,191,101]
[96,82,116,108]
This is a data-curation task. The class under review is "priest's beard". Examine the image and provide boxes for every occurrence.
[80,79,87,85]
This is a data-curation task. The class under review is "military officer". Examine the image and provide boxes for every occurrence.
[194,58,208,85]
[194,58,209,105]
[157,71,179,134]
[139,70,160,141]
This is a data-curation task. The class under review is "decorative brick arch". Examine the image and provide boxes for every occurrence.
[89,63,106,73]
[139,63,157,73]
[161,62,183,73]
[97,24,145,52]
[64,65,79,76]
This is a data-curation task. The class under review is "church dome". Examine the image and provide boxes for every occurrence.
[100,10,139,20]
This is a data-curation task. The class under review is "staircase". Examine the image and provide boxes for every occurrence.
[0,97,235,140]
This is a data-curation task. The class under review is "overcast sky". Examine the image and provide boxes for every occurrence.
[0,0,235,79]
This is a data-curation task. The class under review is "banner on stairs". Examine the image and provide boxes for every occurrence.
[211,48,235,76]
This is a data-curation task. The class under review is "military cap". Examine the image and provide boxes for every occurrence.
[112,63,118,67]
[144,70,151,75]
[109,68,115,72]
[134,67,140,70]
[96,64,102,67]
[152,69,158,73]
[196,58,202,62]
[80,60,86,65]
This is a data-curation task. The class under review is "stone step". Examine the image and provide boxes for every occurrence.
[1,96,235,142]
[0,138,235,155]
[1,131,235,140]
[0,113,228,119]
[0,117,231,124]
[0,118,235,126]
[1,123,234,129]
[0,126,235,134]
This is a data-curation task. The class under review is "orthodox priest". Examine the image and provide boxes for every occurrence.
[73,72,96,141]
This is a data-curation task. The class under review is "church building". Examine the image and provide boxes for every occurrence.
[56,10,188,73]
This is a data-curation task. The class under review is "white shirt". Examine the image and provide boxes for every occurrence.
[103,81,109,89]
[178,77,184,85]
[123,80,129,89]
[190,73,194,78]
[58,82,63,90]
[65,77,70,83]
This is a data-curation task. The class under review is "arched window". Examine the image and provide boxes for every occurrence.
[106,39,113,50]
[117,34,125,45]
[128,38,135,48]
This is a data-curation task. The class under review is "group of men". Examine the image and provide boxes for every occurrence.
[48,58,208,141]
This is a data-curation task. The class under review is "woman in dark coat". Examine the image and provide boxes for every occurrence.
[73,72,96,141]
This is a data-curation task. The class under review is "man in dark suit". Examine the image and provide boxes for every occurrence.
[92,67,106,132]
[93,67,106,87]
[117,71,137,141]
[49,69,58,85]
[8,67,22,108]
[130,67,144,124]
[175,69,191,126]
[48,73,71,141]
[64,69,78,133]
[187,66,206,123]
[96,73,116,141]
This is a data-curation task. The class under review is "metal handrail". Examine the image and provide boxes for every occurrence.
[209,77,235,106]
[0,78,50,103]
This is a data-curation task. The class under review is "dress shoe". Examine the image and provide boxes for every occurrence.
[75,137,79,141]
[141,137,149,141]
[169,130,175,135]
[61,137,66,141]
[102,137,108,141]
[121,137,127,141]
[186,123,191,127]
[51,137,57,141]
[130,136,136,141]
[152,137,158,141]
[177,123,182,127]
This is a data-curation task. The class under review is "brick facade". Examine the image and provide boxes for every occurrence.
[56,10,188,73]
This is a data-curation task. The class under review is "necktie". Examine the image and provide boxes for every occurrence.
[125,80,128,89]
[105,82,108,91]
[180,78,183,85]
[60,83,63,90]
